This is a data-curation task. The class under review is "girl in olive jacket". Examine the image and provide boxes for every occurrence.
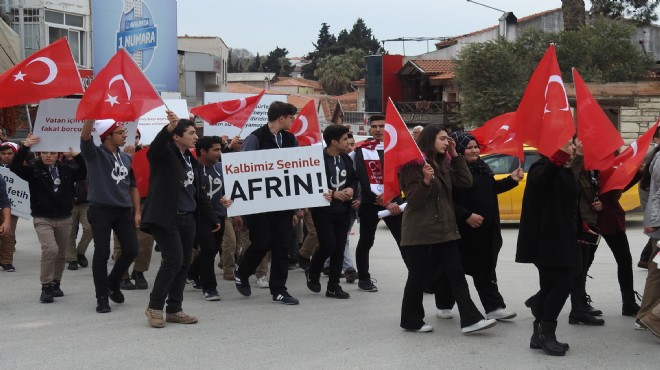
[398,125,496,334]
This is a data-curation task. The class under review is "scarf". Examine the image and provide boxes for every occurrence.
[359,140,384,195]
[450,131,493,177]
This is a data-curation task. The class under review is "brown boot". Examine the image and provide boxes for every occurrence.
[166,311,198,324]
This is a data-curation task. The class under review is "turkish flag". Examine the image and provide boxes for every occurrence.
[76,48,163,121]
[190,90,264,127]
[471,111,523,161]
[573,68,623,170]
[0,37,83,109]
[516,44,576,158]
[288,99,321,146]
[383,98,424,204]
[599,120,659,194]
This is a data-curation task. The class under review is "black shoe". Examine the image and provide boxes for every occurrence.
[568,310,605,326]
[234,270,251,297]
[108,286,125,304]
[326,285,350,299]
[77,253,88,268]
[40,284,54,303]
[524,294,539,318]
[530,321,569,351]
[321,266,330,276]
[344,267,358,284]
[622,302,641,316]
[584,294,603,316]
[272,292,299,305]
[120,278,136,290]
[358,279,378,292]
[52,280,64,297]
[96,296,111,313]
[67,261,78,270]
[132,271,148,290]
[538,322,567,356]
[287,259,298,270]
[305,269,321,293]
[297,253,311,270]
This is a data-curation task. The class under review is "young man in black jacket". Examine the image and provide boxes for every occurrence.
[141,113,220,328]
[11,134,86,303]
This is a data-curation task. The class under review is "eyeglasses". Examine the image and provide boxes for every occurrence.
[112,130,127,135]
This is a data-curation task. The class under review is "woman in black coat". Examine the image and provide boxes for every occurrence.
[516,140,581,356]
[434,132,522,320]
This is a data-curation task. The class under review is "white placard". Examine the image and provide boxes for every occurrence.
[222,146,329,216]
[201,92,287,139]
[136,99,189,144]
[0,167,31,219]
[32,99,137,152]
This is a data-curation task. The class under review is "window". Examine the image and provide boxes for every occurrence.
[44,10,87,67]
[483,154,516,175]
[10,8,41,58]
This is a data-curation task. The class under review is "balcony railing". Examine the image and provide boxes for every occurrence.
[395,101,460,114]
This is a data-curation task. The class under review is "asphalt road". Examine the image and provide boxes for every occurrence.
[1,215,658,369]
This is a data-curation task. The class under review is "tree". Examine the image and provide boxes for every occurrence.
[453,19,653,126]
[562,0,586,30]
[590,0,660,24]
[263,47,292,76]
[315,48,366,95]
[248,52,261,72]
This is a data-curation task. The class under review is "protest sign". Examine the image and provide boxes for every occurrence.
[222,145,329,217]
[136,99,189,144]
[201,93,287,138]
[32,99,137,152]
[0,167,31,219]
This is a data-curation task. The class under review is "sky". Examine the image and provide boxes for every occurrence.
[176,0,616,58]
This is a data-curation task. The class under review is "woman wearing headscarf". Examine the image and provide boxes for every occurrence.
[398,124,496,334]
[434,131,522,321]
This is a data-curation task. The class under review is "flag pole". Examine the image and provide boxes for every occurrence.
[25,104,32,132]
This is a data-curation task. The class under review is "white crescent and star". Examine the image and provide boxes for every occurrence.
[384,123,398,153]
[544,75,570,114]
[13,57,58,85]
[293,115,309,137]
[105,74,132,107]
[219,98,247,114]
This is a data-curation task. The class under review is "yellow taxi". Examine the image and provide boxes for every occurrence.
[482,146,641,221]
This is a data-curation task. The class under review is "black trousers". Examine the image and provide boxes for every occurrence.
[534,265,577,322]
[88,205,138,298]
[601,232,635,295]
[570,243,594,310]
[238,210,293,296]
[309,209,350,287]
[148,213,196,312]
[189,217,225,291]
[400,242,484,330]
[356,202,402,280]
[435,267,506,314]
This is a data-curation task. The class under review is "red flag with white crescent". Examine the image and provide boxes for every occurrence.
[573,68,624,170]
[383,98,424,204]
[471,111,523,161]
[516,44,576,158]
[288,99,321,146]
[190,90,265,128]
[0,37,83,109]
[76,48,163,121]
[599,120,659,195]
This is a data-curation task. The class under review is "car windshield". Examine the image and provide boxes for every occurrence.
[482,151,540,174]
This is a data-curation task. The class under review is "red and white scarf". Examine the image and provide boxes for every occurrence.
[358,140,384,195]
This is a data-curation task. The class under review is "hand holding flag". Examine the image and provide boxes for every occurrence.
[190,90,265,128]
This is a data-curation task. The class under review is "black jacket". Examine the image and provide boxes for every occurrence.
[140,126,218,233]
[10,146,86,218]
[515,155,581,267]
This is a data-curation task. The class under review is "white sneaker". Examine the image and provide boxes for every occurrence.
[436,309,453,319]
[255,276,269,288]
[404,324,433,333]
[486,308,517,320]
[461,319,497,334]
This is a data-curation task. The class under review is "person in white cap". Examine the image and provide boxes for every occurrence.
[81,119,140,313]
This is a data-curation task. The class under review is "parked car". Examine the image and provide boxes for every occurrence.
[482,146,641,221]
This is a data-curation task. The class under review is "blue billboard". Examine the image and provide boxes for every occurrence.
[92,0,177,92]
